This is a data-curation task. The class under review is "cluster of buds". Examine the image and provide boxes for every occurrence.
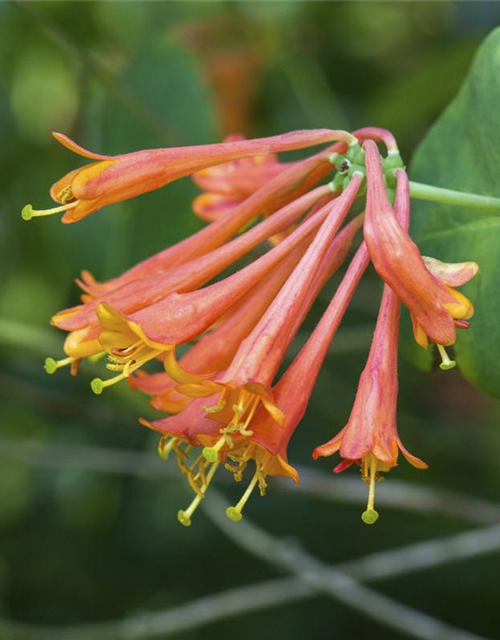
[24,126,478,526]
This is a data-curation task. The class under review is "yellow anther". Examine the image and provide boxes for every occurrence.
[361,455,379,526]
[92,347,163,393]
[57,185,75,204]
[44,356,75,375]
[157,436,176,460]
[21,200,79,221]
[437,344,456,371]
[203,399,227,414]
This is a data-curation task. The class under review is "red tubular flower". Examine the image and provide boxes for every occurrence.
[134,215,363,413]
[136,214,363,415]
[46,184,335,373]
[173,177,363,470]
[314,171,428,525]
[88,194,347,393]
[142,212,367,525]
[192,133,289,222]
[77,145,337,299]
[22,129,356,224]
[60,126,389,300]
[130,242,312,413]
[363,140,478,352]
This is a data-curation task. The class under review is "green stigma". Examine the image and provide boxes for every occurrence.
[177,510,191,527]
[361,509,379,525]
[91,378,104,395]
[44,358,57,375]
[226,506,243,522]
[202,446,219,463]
[439,360,457,371]
[21,205,33,221]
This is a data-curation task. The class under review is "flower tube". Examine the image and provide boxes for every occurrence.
[314,170,427,524]
[363,139,478,351]
[22,129,356,223]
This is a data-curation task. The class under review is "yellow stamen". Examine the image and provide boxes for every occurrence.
[361,456,379,525]
[157,435,176,460]
[57,185,74,204]
[437,344,456,371]
[225,443,255,482]
[226,466,261,522]
[203,398,227,414]
[177,460,220,527]
[44,356,75,375]
[22,200,79,221]
[91,347,163,394]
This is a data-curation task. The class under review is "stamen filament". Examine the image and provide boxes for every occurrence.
[177,461,220,527]
[22,200,79,221]
[437,344,456,371]
[226,467,261,522]
[361,456,379,525]
[92,348,163,394]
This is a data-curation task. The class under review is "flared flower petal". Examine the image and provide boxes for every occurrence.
[314,170,427,525]
[363,140,478,349]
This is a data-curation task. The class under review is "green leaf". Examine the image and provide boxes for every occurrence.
[408,27,500,398]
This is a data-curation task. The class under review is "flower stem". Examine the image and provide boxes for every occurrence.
[409,181,500,211]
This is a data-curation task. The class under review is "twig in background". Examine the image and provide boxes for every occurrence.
[201,490,492,640]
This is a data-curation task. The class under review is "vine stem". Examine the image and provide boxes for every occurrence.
[409,181,500,211]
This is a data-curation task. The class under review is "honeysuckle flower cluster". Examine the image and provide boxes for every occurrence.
[24,126,479,526]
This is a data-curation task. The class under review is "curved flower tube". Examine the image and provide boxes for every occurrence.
[132,215,363,413]
[142,210,368,525]
[175,176,363,460]
[22,129,356,224]
[88,196,344,393]
[76,149,335,304]
[363,140,478,349]
[314,171,427,525]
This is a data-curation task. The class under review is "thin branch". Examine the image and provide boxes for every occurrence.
[1,436,499,526]
[0,503,498,639]
[201,491,491,640]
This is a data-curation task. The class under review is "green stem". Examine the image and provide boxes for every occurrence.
[409,181,500,211]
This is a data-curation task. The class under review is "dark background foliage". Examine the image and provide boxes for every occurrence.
[1,2,500,639]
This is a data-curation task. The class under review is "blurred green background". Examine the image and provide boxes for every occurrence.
[1,2,500,639]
